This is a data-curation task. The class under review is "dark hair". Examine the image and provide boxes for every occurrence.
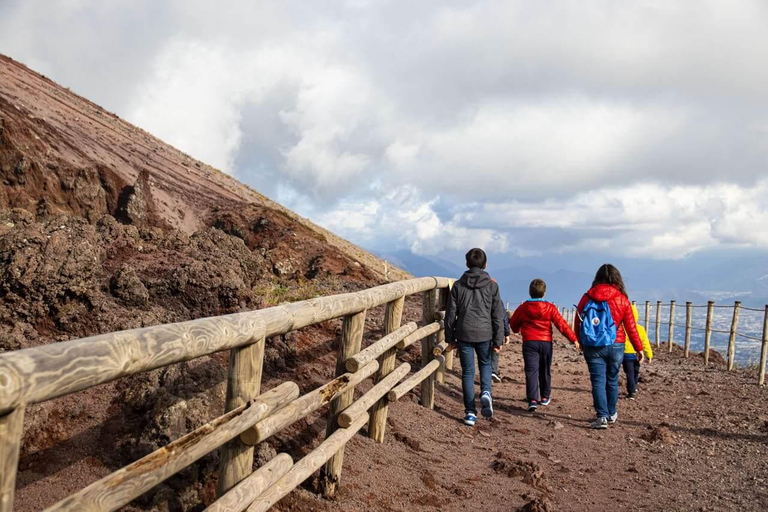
[529,279,546,298]
[592,263,628,297]
[465,248,487,269]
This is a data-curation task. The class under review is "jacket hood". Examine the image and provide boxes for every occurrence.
[460,268,493,289]
[587,283,624,301]
[522,300,551,319]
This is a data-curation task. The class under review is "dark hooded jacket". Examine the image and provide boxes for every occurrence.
[445,267,505,346]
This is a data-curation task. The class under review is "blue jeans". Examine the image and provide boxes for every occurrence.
[583,344,624,419]
[457,341,493,415]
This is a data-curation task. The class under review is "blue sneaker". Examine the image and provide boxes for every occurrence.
[528,400,538,412]
[480,391,493,418]
[463,413,477,426]
[540,397,551,406]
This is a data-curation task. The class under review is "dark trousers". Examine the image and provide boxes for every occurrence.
[457,341,493,414]
[622,355,640,394]
[491,350,500,374]
[522,341,553,403]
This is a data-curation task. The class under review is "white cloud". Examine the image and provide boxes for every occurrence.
[2,0,768,262]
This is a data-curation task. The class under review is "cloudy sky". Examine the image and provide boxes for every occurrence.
[2,0,768,274]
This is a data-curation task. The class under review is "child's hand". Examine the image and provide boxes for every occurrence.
[493,345,502,354]
[574,341,582,352]
[504,336,510,345]
[447,343,458,352]
[637,352,645,363]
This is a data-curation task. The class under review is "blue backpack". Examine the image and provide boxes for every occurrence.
[579,299,616,347]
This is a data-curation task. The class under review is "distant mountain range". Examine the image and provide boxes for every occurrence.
[380,249,768,309]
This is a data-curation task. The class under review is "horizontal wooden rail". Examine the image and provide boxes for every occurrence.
[345,322,417,372]
[387,357,443,402]
[338,363,410,428]
[205,454,293,512]
[396,322,443,350]
[0,277,450,415]
[246,413,370,512]
[44,382,299,512]
[240,361,378,445]
[433,340,450,356]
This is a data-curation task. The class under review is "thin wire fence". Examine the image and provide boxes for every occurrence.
[634,300,767,385]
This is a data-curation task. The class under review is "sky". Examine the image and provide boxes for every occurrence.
[2,0,768,281]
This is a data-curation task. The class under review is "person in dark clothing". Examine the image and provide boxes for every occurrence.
[491,305,510,382]
[445,248,505,426]
[509,279,579,411]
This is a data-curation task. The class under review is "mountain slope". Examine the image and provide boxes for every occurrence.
[0,53,407,282]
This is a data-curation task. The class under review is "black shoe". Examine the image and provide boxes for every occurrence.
[492,372,502,383]
[628,392,637,400]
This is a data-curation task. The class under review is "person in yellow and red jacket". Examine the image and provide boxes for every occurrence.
[623,304,653,400]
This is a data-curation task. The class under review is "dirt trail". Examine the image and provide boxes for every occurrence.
[278,334,768,511]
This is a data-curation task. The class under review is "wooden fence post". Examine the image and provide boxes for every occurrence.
[668,300,676,352]
[655,301,662,347]
[319,310,366,497]
[644,301,651,330]
[0,406,25,512]
[421,289,438,409]
[218,336,266,496]
[368,297,404,442]
[704,301,714,365]
[727,301,741,371]
[684,302,692,358]
[435,289,449,384]
[759,305,768,386]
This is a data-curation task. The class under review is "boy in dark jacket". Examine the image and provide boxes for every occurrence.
[509,279,579,411]
[445,248,505,426]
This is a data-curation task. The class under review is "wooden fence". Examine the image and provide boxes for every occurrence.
[557,301,767,385]
[0,276,453,512]
[629,300,768,386]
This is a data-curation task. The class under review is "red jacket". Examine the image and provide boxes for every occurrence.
[575,284,643,352]
[509,300,578,343]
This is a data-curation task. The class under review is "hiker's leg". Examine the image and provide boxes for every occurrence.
[522,342,539,402]
[491,349,500,375]
[457,342,477,414]
[583,346,608,418]
[633,359,641,388]
[622,356,636,394]
[476,341,493,396]
[606,344,624,416]
[540,342,553,399]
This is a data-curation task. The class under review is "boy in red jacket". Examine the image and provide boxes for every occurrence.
[509,279,579,411]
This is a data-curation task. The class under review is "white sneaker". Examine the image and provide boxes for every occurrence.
[609,412,618,424]
[480,391,494,418]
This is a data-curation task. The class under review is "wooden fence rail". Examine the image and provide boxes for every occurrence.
[0,276,454,512]
[636,299,768,385]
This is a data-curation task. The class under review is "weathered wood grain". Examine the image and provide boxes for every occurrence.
[387,357,443,402]
[205,453,292,512]
[727,302,740,371]
[668,301,676,352]
[368,297,404,443]
[240,361,378,446]
[246,414,369,512]
[759,306,768,386]
[421,290,437,409]
[0,406,24,512]
[684,302,692,358]
[345,322,416,373]
[218,336,266,496]
[0,277,450,414]
[704,301,715,365]
[338,363,410,428]
[44,382,299,512]
[319,310,366,498]
[395,322,442,350]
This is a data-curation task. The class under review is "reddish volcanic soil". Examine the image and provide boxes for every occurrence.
[278,335,768,512]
